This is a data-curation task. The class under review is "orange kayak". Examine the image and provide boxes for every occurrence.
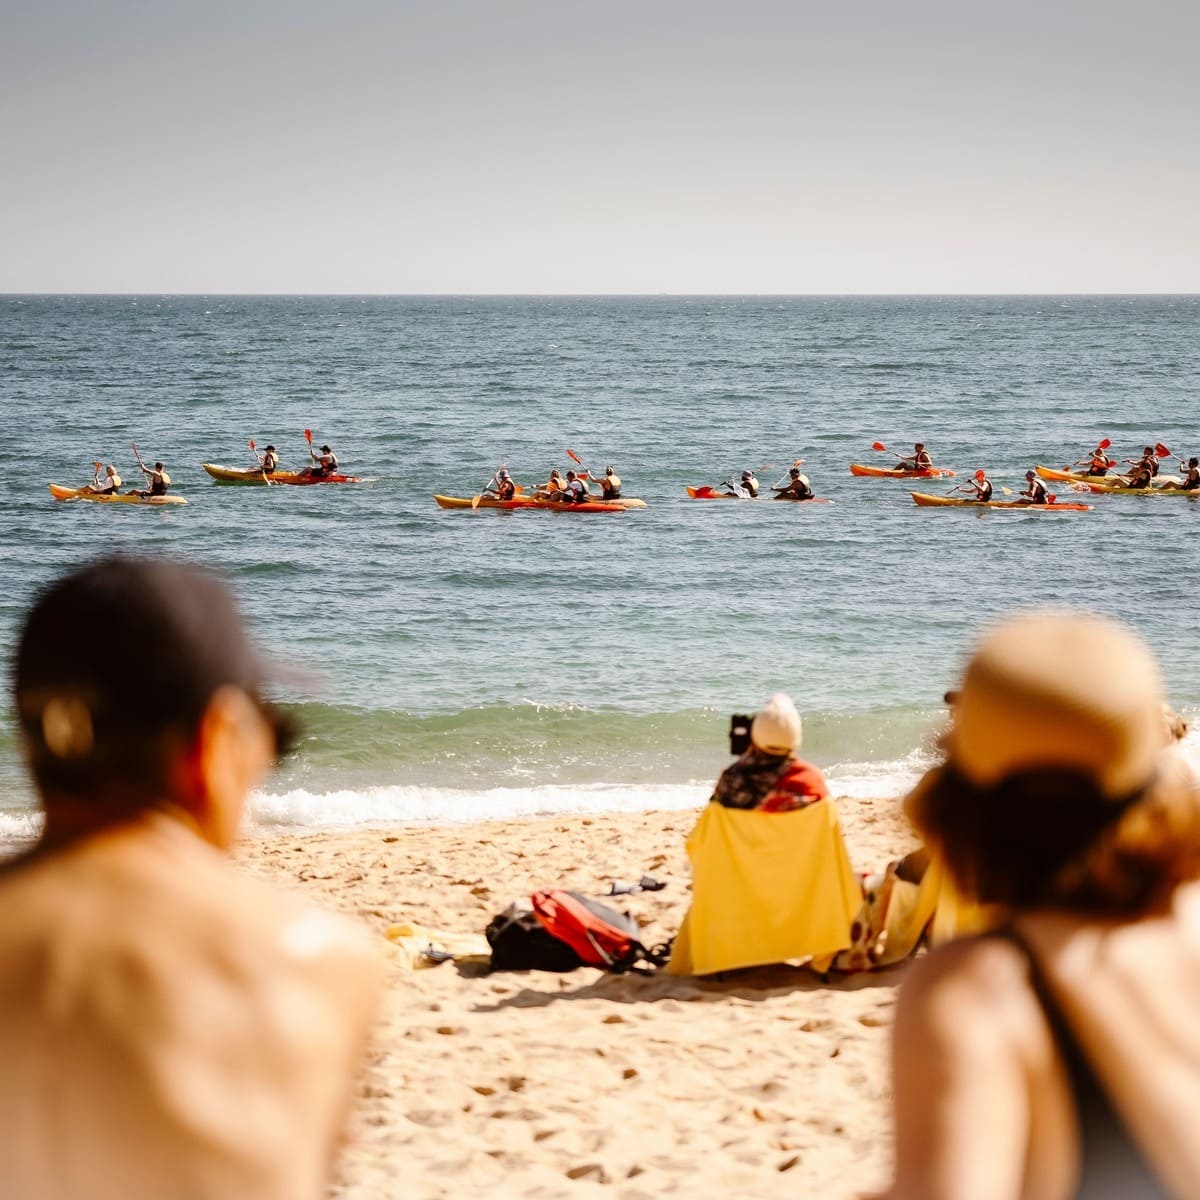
[910,492,1092,512]
[850,463,955,478]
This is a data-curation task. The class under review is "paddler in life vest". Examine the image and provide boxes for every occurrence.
[84,463,122,495]
[487,468,517,501]
[726,470,759,499]
[307,443,339,478]
[1183,457,1200,491]
[1076,443,1113,477]
[772,467,814,500]
[136,461,171,498]
[710,693,830,812]
[961,469,993,502]
[536,469,567,500]
[896,443,934,472]
[1124,454,1155,489]
[260,445,279,475]
[597,465,622,501]
[565,470,590,503]
[1017,470,1049,505]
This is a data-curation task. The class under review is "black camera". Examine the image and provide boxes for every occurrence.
[729,713,752,756]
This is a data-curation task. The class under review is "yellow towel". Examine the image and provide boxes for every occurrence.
[384,922,492,970]
[667,802,863,976]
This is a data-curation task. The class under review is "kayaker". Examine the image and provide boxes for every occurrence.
[565,470,589,503]
[260,445,279,475]
[896,443,934,472]
[1125,458,1154,489]
[308,443,339,478]
[489,468,517,501]
[597,465,622,501]
[1183,457,1200,491]
[1124,445,1159,482]
[136,460,171,498]
[1075,442,1113,476]
[85,464,122,495]
[537,469,567,499]
[1017,470,1049,505]
[772,467,814,500]
[962,469,993,502]
[710,693,829,812]
[726,470,759,499]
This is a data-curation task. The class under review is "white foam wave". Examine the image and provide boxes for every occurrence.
[824,744,941,800]
[0,810,44,846]
[247,780,710,830]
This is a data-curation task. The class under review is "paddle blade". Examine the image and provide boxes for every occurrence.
[471,494,482,510]
[1000,486,1013,495]
[566,448,583,465]
[1098,438,1111,450]
[304,428,313,445]
[1047,494,1058,503]
[249,439,256,451]
[872,441,887,452]
[1156,442,1172,458]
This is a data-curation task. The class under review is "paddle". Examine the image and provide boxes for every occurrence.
[1156,442,1172,459]
[770,459,806,488]
[249,439,273,486]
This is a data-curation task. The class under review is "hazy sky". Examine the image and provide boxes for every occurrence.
[3,0,1198,292]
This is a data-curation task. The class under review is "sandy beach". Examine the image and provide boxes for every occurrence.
[236,791,918,1199]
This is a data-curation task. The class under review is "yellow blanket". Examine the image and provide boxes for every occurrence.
[667,802,863,976]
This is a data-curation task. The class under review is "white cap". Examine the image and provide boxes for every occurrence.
[750,692,802,754]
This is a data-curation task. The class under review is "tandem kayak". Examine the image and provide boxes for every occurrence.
[49,484,188,506]
[433,494,625,513]
[1074,481,1198,497]
[910,492,1092,512]
[1035,465,1183,488]
[202,463,360,485]
[850,464,956,479]
[685,486,830,503]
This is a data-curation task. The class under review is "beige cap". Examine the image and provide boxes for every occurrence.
[751,693,802,754]
[948,610,1164,799]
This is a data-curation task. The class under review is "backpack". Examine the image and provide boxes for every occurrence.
[486,889,665,973]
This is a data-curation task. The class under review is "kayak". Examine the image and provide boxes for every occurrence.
[1075,481,1198,497]
[49,484,188,506]
[910,491,1092,512]
[1035,465,1183,487]
[202,463,360,485]
[687,486,756,499]
[433,494,624,513]
[850,464,956,479]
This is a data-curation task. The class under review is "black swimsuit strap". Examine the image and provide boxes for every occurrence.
[989,927,1170,1199]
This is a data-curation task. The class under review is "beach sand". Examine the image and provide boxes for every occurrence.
[237,791,917,1199]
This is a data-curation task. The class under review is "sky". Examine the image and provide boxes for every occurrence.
[2,0,1198,293]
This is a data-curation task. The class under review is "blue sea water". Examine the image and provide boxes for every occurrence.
[2,294,1198,832]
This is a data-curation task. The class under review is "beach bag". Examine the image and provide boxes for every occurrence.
[486,890,662,972]
[530,889,646,970]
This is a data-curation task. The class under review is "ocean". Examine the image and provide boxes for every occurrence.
[2,294,1198,837]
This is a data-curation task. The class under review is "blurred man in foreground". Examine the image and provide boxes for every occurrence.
[0,557,382,1200]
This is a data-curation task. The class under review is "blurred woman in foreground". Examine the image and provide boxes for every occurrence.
[885,611,1200,1200]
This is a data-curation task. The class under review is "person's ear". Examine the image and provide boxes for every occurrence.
[186,686,274,848]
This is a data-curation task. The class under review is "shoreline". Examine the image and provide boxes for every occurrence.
[234,794,916,1198]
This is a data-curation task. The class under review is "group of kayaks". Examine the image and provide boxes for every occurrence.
[49,431,359,507]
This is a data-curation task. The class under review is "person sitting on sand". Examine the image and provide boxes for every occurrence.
[84,463,122,495]
[772,467,815,501]
[136,459,171,498]
[896,443,934,472]
[1017,470,1049,505]
[883,610,1200,1200]
[711,693,830,812]
[597,465,622,501]
[0,557,382,1200]
[962,469,993,502]
[1075,443,1113,477]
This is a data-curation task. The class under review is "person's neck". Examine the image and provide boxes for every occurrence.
[38,797,207,855]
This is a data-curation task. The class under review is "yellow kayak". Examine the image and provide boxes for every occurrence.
[910,491,1092,511]
[49,484,188,506]
[202,463,360,485]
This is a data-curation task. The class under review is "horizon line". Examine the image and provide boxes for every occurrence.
[4,291,1200,300]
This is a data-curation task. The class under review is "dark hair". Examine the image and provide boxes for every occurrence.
[14,557,295,798]
[911,760,1200,914]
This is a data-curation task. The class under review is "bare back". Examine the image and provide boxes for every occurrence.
[0,816,383,1200]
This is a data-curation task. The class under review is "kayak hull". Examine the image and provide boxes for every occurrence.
[910,491,1092,511]
[1035,465,1183,488]
[50,484,188,506]
[202,463,359,485]
[686,486,753,499]
[434,494,624,512]
[850,464,955,479]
